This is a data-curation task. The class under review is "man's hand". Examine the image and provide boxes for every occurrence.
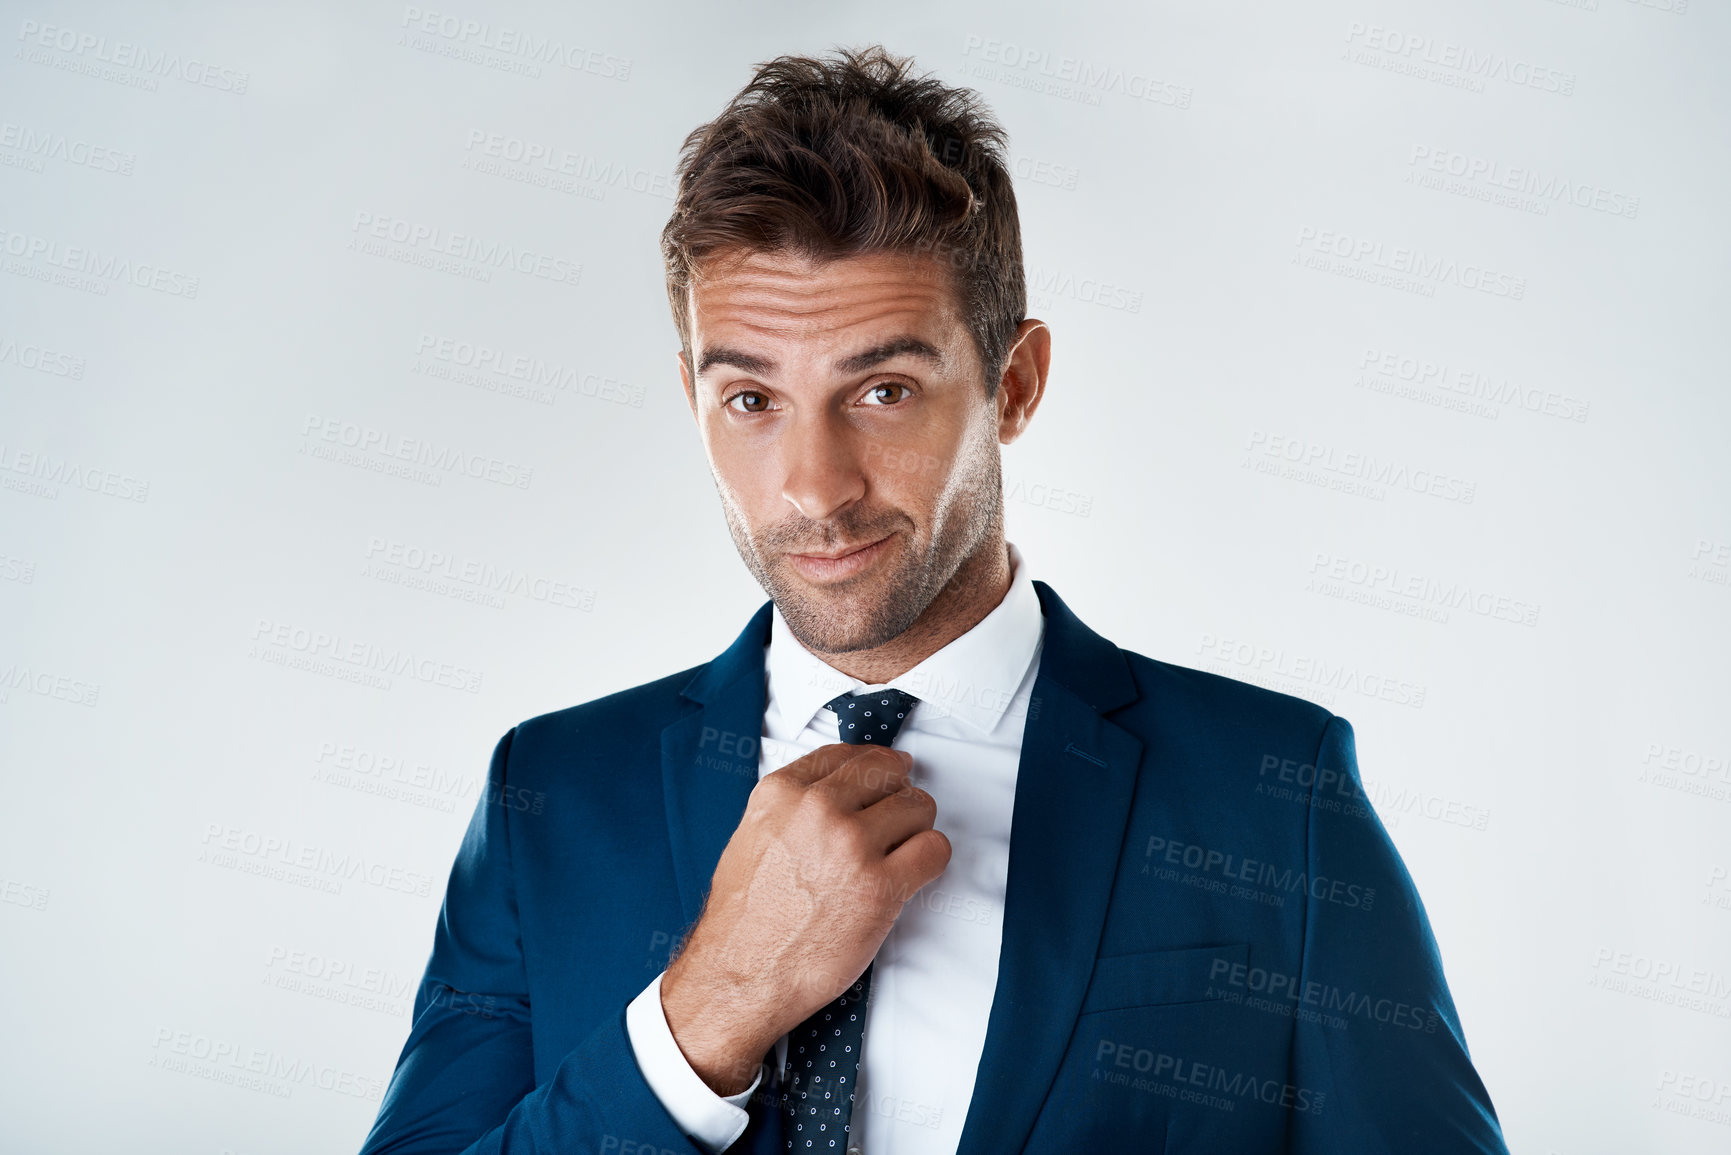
[658,742,951,1094]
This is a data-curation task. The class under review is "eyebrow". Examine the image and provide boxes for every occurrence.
[695,335,945,379]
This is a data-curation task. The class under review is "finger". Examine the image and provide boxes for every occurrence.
[764,742,863,789]
[882,827,952,898]
[814,747,912,810]
[856,784,937,854]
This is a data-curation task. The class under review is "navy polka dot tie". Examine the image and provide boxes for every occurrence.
[783,688,919,1153]
[823,687,917,747]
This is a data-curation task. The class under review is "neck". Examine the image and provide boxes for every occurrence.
[810,536,1013,685]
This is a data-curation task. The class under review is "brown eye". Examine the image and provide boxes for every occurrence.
[865,382,910,406]
[726,391,770,413]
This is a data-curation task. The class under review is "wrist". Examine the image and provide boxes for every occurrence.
[661,951,784,1095]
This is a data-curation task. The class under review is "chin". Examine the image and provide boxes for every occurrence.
[771,579,893,652]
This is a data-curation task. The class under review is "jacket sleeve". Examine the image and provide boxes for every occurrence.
[1285,715,1510,1154]
[358,728,713,1155]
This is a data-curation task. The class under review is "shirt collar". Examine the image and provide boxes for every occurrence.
[764,540,1043,741]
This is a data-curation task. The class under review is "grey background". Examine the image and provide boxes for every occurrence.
[1,0,1727,1151]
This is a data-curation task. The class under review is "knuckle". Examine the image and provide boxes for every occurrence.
[892,786,935,820]
[752,775,797,809]
[794,788,834,822]
[835,819,872,859]
[758,769,797,795]
[855,746,903,774]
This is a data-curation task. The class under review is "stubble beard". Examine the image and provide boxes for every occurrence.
[715,431,1004,657]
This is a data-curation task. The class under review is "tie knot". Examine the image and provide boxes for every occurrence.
[825,688,919,746]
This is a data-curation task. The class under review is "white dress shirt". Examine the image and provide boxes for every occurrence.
[625,541,1045,1155]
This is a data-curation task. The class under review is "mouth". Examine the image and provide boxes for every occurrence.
[785,533,895,583]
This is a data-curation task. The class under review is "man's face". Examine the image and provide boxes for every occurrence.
[678,248,1008,656]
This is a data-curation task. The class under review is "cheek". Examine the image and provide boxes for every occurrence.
[892,421,987,495]
[890,405,980,481]
[708,445,805,539]
[863,445,936,504]
[710,451,771,512]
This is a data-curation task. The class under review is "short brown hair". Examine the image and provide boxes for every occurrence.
[661,45,1026,394]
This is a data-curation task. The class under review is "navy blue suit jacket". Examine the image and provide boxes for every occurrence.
[360,581,1508,1153]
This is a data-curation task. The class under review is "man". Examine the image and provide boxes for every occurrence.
[359,46,1508,1154]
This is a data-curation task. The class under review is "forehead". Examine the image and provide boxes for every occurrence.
[687,248,965,360]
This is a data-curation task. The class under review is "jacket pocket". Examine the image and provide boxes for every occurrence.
[1079,942,1250,1014]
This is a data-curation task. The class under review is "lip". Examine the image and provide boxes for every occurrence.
[786,534,894,583]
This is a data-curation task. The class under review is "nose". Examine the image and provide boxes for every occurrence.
[779,408,866,523]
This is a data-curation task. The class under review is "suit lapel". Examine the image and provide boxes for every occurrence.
[660,601,773,931]
[955,581,1144,1155]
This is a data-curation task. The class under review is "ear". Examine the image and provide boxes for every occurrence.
[996,319,1051,445]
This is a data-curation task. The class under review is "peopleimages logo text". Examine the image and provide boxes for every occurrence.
[1295,227,1525,300]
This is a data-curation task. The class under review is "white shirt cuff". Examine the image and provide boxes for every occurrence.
[625,970,759,1153]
